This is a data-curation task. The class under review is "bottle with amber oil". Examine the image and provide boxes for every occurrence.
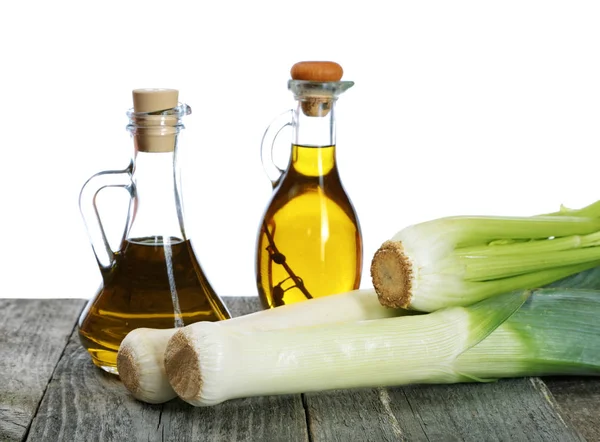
[256,61,363,308]
[78,89,230,374]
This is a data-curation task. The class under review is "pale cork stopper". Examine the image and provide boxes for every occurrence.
[132,88,179,153]
[133,88,179,113]
[370,240,414,309]
[290,61,343,117]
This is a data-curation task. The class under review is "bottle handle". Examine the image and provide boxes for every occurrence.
[78,163,134,270]
[260,109,294,187]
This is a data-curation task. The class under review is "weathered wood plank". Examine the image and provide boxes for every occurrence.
[0,299,84,442]
[306,378,588,442]
[26,297,309,442]
[390,378,584,442]
[304,378,586,442]
[545,376,600,442]
[160,393,309,442]
[17,296,600,441]
[304,387,426,442]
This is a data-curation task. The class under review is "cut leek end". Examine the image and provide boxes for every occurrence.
[371,240,413,309]
[164,328,204,403]
[116,342,142,396]
[117,328,178,404]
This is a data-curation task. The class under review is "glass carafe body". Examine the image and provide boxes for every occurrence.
[78,99,230,374]
[256,80,363,308]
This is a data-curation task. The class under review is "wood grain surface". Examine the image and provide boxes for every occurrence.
[544,376,600,442]
[1,297,599,442]
[302,377,586,442]
[26,330,309,442]
[26,297,309,442]
[0,299,85,442]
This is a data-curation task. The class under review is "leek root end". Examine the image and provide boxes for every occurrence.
[165,328,204,403]
[371,240,413,309]
[116,345,140,395]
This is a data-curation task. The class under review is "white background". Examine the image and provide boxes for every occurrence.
[1,1,599,299]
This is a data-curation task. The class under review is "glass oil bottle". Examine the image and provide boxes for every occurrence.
[78,89,230,374]
[256,62,363,308]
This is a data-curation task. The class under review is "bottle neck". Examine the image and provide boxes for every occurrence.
[292,99,337,148]
[127,149,186,243]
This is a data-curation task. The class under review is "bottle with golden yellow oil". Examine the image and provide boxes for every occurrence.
[78,89,231,374]
[256,61,363,308]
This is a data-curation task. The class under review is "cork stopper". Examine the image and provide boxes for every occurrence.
[133,88,179,113]
[131,88,179,153]
[290,61,343,117]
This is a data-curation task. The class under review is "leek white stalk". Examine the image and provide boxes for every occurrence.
[117,288,409,404]
[165,288,600,407]
[371,213,600,311]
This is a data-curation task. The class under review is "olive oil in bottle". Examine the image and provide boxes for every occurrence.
[256,62,363,308]
[257,144,362,307]
[78,237,229,371]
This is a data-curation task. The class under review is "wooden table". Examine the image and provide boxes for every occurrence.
[1,298,599,442]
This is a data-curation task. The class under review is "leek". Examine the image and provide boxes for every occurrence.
[165,287,600,407]
[370,212,600,311]
[455,288,600,378]
[117,288,410,404]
